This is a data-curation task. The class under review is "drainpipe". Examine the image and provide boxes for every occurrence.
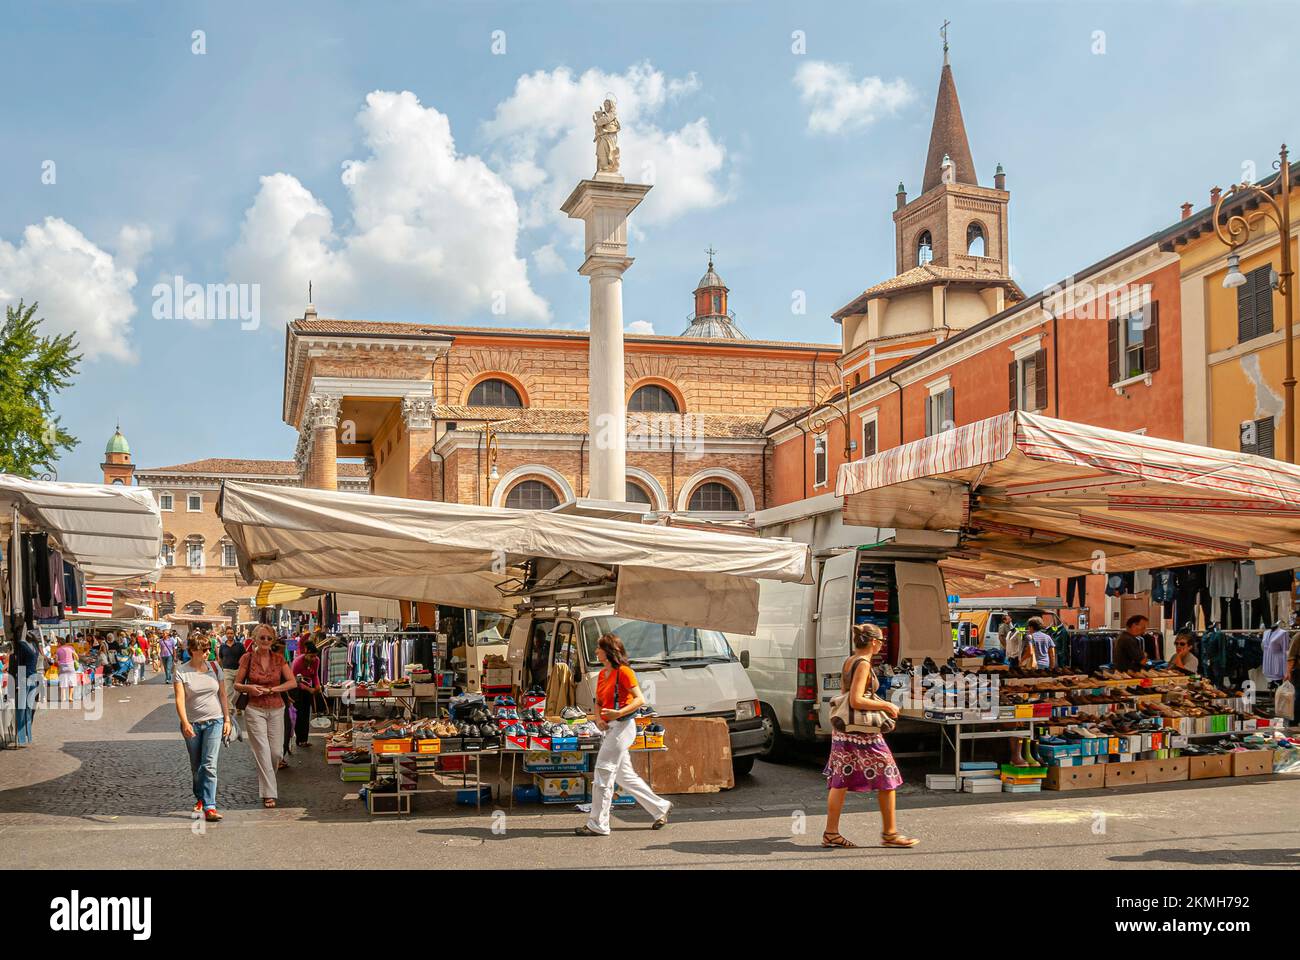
[579,436,587,499]
[761,440,769,510]
[1050,310,1061,417]
[794,419,809,499]
[476,430,484,505]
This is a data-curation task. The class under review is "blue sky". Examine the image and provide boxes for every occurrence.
[2,0,1292,482]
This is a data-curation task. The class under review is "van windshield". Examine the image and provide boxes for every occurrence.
[580,616,735,665]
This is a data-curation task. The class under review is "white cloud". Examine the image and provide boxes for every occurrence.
[482,63,729,231]
[626,320,655,334]
[794,61,914,135]
[226,90,550,327]
[0,218,150,361]
[532,243,566,275]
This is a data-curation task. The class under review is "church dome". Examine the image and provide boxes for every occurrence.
[105,427,130,456]
[695,264,726,291]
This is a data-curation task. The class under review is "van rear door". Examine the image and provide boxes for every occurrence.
[813,550,857,730]
[894,560,951,665]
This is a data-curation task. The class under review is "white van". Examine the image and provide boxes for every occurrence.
[507,602,766,776]
[729,494,955,760]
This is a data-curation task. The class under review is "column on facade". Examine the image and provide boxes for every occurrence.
[585,260,628,501]
[304,394,341,490]
[401,395,436,500]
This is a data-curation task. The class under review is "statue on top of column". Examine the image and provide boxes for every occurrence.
[593,98,620,174]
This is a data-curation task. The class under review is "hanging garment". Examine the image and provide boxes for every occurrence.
[545,661,575,713]
[1200,628,1228,686]
[1105,573,1135,597]
[1262,627,1289,681]
[1237,562,1261,602]
[1065,575,1087,608]
[1133,569,1153,594]
[1207,561,1236,599]
[1150,569,1177,605]
[1261,570,1295,595]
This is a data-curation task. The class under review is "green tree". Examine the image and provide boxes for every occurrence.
[0,300,81,477]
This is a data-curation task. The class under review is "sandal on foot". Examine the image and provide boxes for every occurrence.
[881,832,919,848]
[821,832,858,849]
[277,760,289,770]
[652,806,671,829]
[262,798,277,809]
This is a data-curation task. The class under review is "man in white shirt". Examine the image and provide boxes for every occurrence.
[1170,631,1199,674]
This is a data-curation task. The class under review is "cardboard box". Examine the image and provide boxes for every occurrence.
[551,736,579,752]
[925,774,958,790]
[1105,760,1149,787]
[505,733,530,751]
[483,669,513,687]
[534,773,588,802]
[528,736,553,752]
[438,736,463,753]
[372,738,412,755]
[415,738,442,755]
[1231,749,1274,777]
[1188,754,1232,780]
[577,737,602,752]
[522,751,588,773]
[1044,765,1105,791]
[412,682,439,698]
[1146,757,1189,783]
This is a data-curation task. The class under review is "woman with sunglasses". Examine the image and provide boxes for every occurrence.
[1170,630,1199,674]
[233,624,297,808]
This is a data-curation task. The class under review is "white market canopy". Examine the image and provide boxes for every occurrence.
[0,474,163,581]
[836,411,1300,592]
[219,480,813,634]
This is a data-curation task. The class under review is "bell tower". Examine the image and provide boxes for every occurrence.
[892,36,1010,279]
[101,424,135,486]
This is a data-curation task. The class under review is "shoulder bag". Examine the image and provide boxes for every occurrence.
[829,657,896,734]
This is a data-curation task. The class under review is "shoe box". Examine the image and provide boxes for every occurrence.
[1044,765,1105,791]
[523,751,589,774]
[963,777,1001,794]
[1230,749,1274,777]
[534,773,589,803]
[372,737,413,755]
[925,774,958,791]
[1188,754,1233,780]
[340,762,371,783]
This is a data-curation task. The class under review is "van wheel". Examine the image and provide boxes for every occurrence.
[758,704,795,763]
[732,756,755,777]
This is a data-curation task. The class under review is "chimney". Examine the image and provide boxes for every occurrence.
[994,163,1006,191]
[896,181,907,210]
[1210,186,1222,206]
[1181,202,1193,220]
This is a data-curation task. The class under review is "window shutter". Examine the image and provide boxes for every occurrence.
[1237,269,1256,343]
[1107,317,1120,383]
[1142,301,1160,373]
[1008,360,1018,411]
[1254,267,1274,337]
[1034,349,1049,410]
[925,395,933,436]
[943,388,955,431]
[863,420,877,457]
[1258,417,1275,459]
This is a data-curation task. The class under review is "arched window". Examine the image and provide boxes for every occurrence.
[628,384,679,413]
[917,231,934,266]
[688,481,739,512]
[469,378,524,408]
[504,479,559,510]
[966,223,986,257]
[625,481,652,505]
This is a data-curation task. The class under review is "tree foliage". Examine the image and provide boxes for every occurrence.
[0,300,81,477]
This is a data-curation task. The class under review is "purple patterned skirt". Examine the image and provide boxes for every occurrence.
[823,730,904,792]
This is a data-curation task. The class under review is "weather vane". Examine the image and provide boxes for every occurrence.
[941,19,950,63]
[706,245,717,266]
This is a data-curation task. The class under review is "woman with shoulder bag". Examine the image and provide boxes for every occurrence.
[821,623,917,849]
[233,624,297,808]
[173,634,232,821]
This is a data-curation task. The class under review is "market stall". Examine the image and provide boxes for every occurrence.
[1,474,162,747]
[835,412,1300,794]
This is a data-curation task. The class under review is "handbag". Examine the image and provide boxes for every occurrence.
[829,657,896,734]
[1019,633,1038,670]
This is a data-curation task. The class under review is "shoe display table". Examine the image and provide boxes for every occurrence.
[900,710,1039,783]
[368,748,503,815]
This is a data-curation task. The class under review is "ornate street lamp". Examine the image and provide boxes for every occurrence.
[808,385,856,461]
[1213,144,1295,461]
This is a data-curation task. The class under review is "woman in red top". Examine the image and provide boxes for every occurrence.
[575,634,671,837]
[233,623,297,808]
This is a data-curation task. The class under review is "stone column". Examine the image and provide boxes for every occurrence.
[304,394,341,490]
[402,395,436,501]
[561,176,651,502]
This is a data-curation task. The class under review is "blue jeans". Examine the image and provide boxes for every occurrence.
[185,718,222,810]
[161,656,174,683]
[14,674,39,745]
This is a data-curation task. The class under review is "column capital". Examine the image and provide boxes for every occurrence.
[293,430,312,477]
[306,394,342,430]
[402,395,435,431]
[578,254,635,278]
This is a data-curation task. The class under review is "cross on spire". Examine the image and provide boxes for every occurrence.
[705,245,717,268]
[940,19,950,64]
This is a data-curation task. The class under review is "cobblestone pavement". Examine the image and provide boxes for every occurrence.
[3,677,1299,869]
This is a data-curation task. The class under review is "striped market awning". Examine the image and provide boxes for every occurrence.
[836,411,1300,589]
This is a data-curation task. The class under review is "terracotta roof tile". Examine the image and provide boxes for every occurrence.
[832,265,1024,319]
[137,458,367,478]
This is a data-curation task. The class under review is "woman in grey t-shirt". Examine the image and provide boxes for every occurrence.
[174,635,231,821]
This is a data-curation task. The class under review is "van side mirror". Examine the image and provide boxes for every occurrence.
[739,650,750,669]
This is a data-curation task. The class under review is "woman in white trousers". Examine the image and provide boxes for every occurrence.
[233,624,297,808]
[575,634,671,836]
